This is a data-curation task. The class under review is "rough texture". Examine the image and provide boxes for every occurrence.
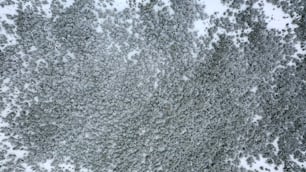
[0,0,305,171]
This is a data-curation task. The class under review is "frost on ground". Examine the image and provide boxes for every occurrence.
[0,0,306,172]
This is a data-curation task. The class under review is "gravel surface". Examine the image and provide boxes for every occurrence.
[0,0,305,171]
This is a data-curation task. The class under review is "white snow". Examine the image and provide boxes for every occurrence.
[95,25,103,33]
[58,157,75,171]
[287,60,296,67]
[271,137,280,154]
[191,19,210,37]
[60,0,75,9]
[95,0,150,12]
[0,115,28,167]
[153,80,159,89]
[7,147,28,161]
[240,154,284,172]
[21,1,33,10]
[0,30,17,48]
[190,1,252,48]
[182,75,189,81]
[59,156,93,171]
[250,86,258,93]
[80,167,93,172]
[35,58,48,71]
[0,105,11,119]
[252,114,263,123]
[198,0,228,16]
[292,42,305,61]
[254,0,297,31]
[271,64,286,73]
[95,0,151,12]
[21,163,35,172]
[66,50,76,59]
[41,0,53,18]
[1,78,11,92]
[153,0,174,15]
[290,154,306,169]
[153,68,161,89]
[39,159,54,172]
[34,96,39,103]
[0,3,18,25]
[0,3,18,49]
[138,128,146,136]
[127,49,140,64]
[231,29,250,46]
[109,0,130,12]
[29,46,37,52]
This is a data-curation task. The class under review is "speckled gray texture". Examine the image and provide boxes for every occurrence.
[0,0,305,171]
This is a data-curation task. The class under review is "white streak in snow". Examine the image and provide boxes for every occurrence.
[127,49,140,64]
[272,137,279,154]
[290,154,306,169]
[287,60,296,67]
[250,86,258,93]
[182,75,189,81]
[252,114,263,123]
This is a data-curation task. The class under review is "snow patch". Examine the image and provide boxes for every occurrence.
[191,19,210,37]
[41,0,53,18]
[21,1,33,10]
[271,64,286,73]
[80,167,93,172]
[58,157,75,171]
[254,0,297,31]
[239,154,284,172]
[290,154,306,169]
[60,0,75,9]
[127,49,140,64]
[287,60,296,67]
[39,159,54,172]
[153,0,174,15]
[58,157,91,172]
[153,68,161,89]
[198,0,228,16]
[0,3,18,25]
[96,0,150,12]
[252,114,262,123]
[154,80,159,89]
[182,75,189,81]
[0,3,18,49]
[109,0,130,12]
[292,42,304,61]
[250,86,258,93]
[21,163,35,172]
[0,100,29,166]
[95,25,103,33]
[272,137,279,154]
[1,78,11,92]
[29,46,37,52]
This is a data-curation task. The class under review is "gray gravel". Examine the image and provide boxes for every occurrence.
[0,0,305,171]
